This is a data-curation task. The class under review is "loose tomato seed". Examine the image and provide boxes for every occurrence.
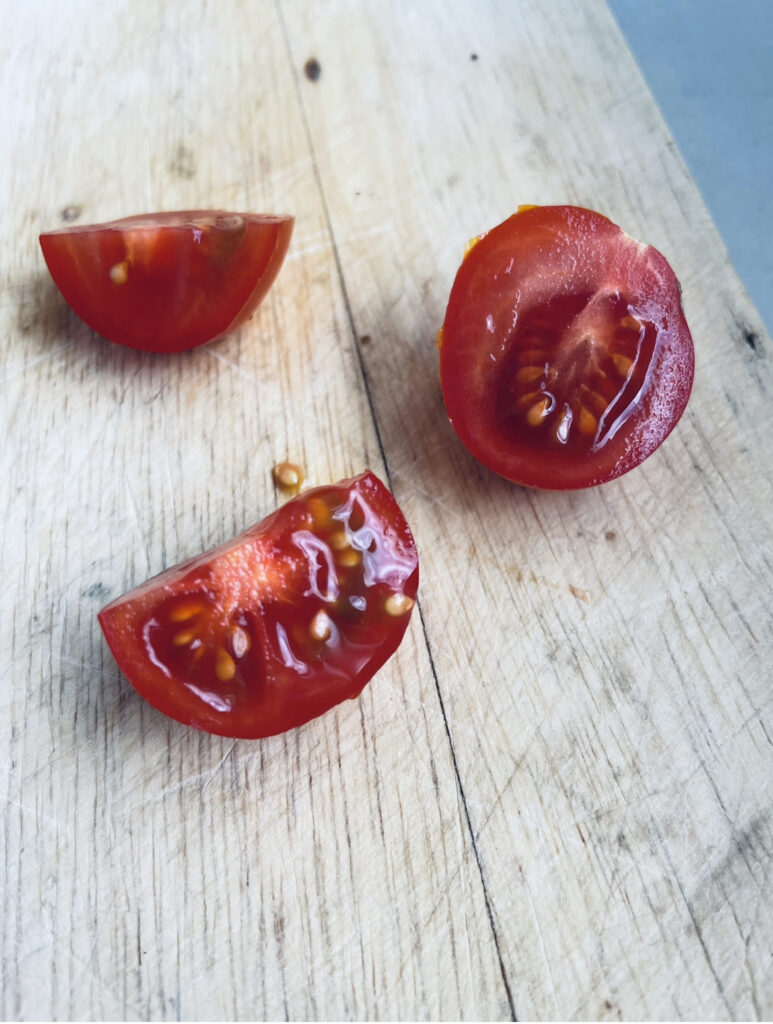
[109,261,129,285]
[215,649,237,682]
[273,461,304,495]
[384,593,415,616]
[309,610,332,642]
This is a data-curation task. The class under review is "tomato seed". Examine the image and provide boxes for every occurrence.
[308,497,332,528]
[215,649,237,682]
[580,385,609,417]
[516,365,546,384]
[173,628,197,646]
[611,353,634,378]
[336,548,361,569]
[328,530,350,551]
[309,610,332,642]
[526,397,551,427]
[169,600,203,623]
[384,593,415,617]
[109,261,129,285]
[577,406,598,436]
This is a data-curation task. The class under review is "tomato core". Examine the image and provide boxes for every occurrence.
[496,291,658,456]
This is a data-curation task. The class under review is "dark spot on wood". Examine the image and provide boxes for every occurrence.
[169,143,196,180]
[304,58,321,82]
[470,53,478,61]
[729,306,764,356]
[708,811,772,893]
[273,910,285,943]
[604,530,616,542]
[600,999,622,1019]
[359,334,371,345]
[84,582,110,600]
[576,824,586,845]
[60,204,82,222]
[617,830,629,850]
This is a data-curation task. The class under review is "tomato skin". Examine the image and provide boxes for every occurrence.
[40,210,294,353]
[98,472,419,739]
[439,205,695,489]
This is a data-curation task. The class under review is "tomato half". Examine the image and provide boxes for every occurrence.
[40,210,294,352]
[438,205,694,489]
[98,472,419,738]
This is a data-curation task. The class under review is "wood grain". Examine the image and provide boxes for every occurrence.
[2,0,771,1019]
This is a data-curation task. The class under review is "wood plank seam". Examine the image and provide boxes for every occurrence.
[274,0,518,1016]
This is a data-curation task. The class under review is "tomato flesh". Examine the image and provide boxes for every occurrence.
[98,472,419,738]
[439,206,694,489]
[40,210,294,353]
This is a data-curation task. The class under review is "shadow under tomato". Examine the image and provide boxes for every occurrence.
[12,268,221,378]
[372,325,531,518]
[15,271,75,343]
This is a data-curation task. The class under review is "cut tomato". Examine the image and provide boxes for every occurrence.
[40,210,293,352]
[98,472,419,738]
[438,205,694,489]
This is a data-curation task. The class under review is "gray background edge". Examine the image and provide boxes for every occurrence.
[608,0,772,337]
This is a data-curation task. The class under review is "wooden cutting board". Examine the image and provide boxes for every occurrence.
[2,0,771,1018]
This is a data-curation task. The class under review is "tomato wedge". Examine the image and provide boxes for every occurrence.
[98,472,419,738]
[438,205,694,489]
[40,210,294,352]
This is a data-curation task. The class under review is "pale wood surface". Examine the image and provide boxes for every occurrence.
[1,0,771,1020]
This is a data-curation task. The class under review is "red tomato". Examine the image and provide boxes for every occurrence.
[40,210,294,353]
[438,205,694,489]
[98,472,419,738]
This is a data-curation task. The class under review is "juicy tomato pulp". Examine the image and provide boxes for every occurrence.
[40,210,294,352]
[438,206,694,489]
[98,473,419,738]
